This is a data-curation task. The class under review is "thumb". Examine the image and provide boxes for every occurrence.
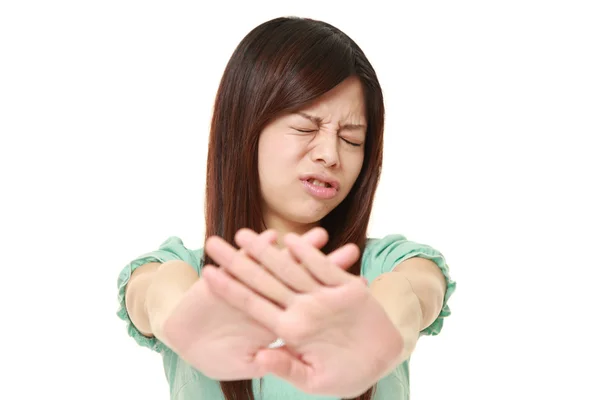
[256,347,310,385]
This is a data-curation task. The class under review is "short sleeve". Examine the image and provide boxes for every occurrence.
[361,234,456,336]
[116,236,204,353]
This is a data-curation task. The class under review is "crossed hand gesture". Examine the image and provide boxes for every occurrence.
[160,227,404,398]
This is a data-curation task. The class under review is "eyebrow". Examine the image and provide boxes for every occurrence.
[296,112,366,131]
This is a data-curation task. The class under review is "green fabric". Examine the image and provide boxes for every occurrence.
[116,235,455,399]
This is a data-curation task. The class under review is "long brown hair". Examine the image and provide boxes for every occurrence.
[203,16,385,400]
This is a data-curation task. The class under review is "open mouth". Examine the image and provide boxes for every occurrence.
[305,178,333,188]
[301,178,338,199]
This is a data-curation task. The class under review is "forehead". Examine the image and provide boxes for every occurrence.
[301,76,366,121]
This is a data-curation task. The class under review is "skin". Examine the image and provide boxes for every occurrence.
[157,228,359,381]
[128,75,446,397]
[202,228,403,397]
[203,227,445,396]
[257,75,367,243]
[201,76,446,396]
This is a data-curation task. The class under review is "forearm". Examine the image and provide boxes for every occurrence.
[125,260,198,339]
[369,257,446,362]
[369,273,422,363]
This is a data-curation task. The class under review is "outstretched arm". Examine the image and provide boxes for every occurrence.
[369,257,447,363]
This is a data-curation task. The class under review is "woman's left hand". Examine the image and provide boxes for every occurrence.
[202,228,404,398]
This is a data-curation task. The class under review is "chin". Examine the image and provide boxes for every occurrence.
[286,206,333,225]
[292,215,325,225]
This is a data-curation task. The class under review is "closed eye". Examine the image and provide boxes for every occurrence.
[342,138,362,147]
[293,128,317,133]
[293,128,361,147]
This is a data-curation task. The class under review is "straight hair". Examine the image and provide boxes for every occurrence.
[203,16,385,400]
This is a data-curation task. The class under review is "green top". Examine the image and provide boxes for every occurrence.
[116,234,456,399]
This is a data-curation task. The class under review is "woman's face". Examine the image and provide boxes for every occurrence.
[258,76,367,233]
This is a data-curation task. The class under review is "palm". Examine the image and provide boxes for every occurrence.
[264,279,404,398]
[201,228,406,398]
[160,277,277,380]
[160,228,331,381]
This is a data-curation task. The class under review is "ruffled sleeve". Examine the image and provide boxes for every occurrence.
[116,236,203,353]
[361,234,456,336]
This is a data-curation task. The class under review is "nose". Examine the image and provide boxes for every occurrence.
[310,132,340,168]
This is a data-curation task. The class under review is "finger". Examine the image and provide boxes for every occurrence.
[299,226,329,250]
[201,265,282,330]
[280,226,328,265]
[297,230,367,285]
[205,230,277,266]
[205,232,296,307]
[284,233,360,286]
[235,228,319,292]
[273,228,361,284]
[255,347,311,389]
[326,242,361,271]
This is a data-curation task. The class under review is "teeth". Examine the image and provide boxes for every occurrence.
[309,178,330,188]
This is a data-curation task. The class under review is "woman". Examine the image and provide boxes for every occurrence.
[117,16,456,400]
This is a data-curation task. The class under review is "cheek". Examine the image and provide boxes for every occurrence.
[258,137,302,185]
[346,152,365,182]
[260,136,304,167]
[260,149,289,173]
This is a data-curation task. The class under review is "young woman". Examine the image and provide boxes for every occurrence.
[117,16,456,400]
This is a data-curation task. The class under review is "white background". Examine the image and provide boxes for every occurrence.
[1,1,599,399]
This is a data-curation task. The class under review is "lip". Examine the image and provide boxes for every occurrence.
[299,173,340,190]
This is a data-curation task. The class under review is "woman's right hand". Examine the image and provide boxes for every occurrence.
[152,228,331,381]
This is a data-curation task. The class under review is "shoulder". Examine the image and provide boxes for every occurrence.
[361,233,457,336]
[139,236,204,274]
[361,234,448,284]
[116,236,204,352]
